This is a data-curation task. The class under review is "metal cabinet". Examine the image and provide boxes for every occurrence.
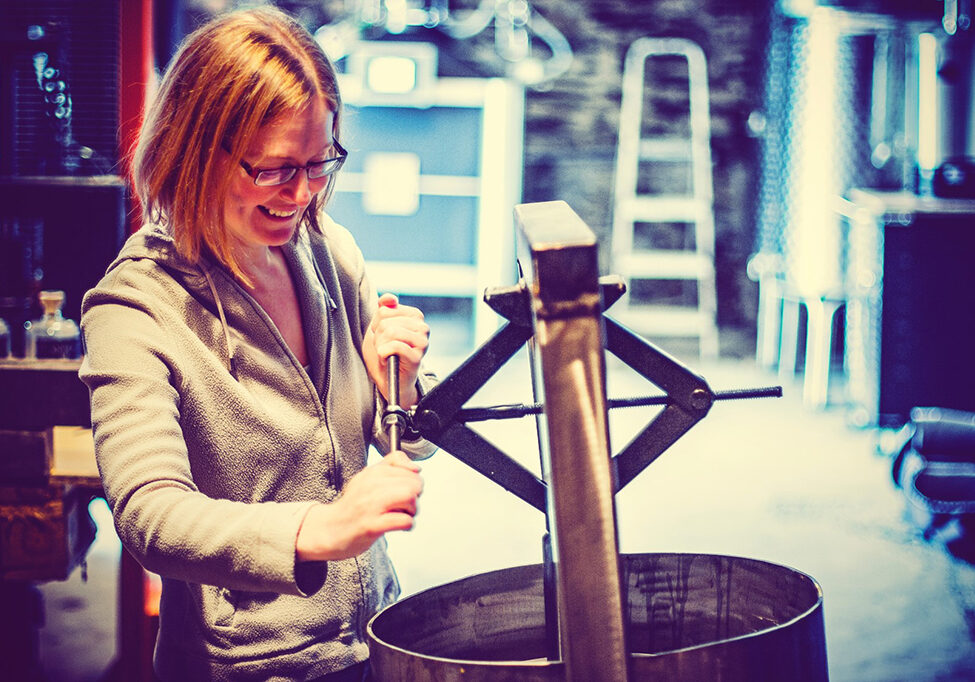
[329,69,524,350]
[842,189,975,427]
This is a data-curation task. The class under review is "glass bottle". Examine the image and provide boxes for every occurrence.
[0,317,10,359]
[25,290,81,359]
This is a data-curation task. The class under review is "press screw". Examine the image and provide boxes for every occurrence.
[690,388,712,411]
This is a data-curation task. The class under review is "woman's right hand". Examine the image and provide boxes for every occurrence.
[295,451,423,561]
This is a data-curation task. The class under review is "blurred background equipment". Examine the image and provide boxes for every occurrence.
[0,1,128,678]
[24,289,81,360]
[841,189,975,427]
[0,1,119,176]
[328,69,523,347]
[925,0,975,198]
[747,0,968,417]
[314,0,573,87]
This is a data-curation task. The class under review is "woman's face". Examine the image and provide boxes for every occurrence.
[224,97,335,254]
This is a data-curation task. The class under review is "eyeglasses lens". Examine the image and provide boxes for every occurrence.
[249,147,346,186]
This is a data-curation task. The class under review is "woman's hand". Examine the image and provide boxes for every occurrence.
[362,293,430,407]
[295,452,423,561]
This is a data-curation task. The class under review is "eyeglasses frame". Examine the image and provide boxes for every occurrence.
[238,139,348,187]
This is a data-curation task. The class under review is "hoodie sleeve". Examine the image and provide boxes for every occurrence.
[80,263,321,596]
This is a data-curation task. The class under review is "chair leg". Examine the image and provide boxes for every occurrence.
[778,297,801,381]
[756,274,783,370]
[803,299,843,409]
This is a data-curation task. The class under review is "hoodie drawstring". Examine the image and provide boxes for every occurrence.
[202,266,237,378]
[311,255,338,311]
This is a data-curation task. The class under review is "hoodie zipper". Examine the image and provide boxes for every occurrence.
[310,244,370,638]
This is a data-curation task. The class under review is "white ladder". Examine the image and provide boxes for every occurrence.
[611,37,719,358]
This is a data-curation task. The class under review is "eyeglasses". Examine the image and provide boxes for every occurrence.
[239,140,348,187]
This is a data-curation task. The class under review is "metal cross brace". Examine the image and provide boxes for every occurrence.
[408,275,780,513]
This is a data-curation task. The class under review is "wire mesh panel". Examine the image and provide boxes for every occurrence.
[754,9,805,260]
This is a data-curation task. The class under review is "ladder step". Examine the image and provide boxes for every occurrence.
[638,137,692,161]
[618,251,713,279]
[617,195,706,222]
[611,305,717,336]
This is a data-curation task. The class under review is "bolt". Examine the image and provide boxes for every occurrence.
[690,388,712,411]
[414,409,441,437]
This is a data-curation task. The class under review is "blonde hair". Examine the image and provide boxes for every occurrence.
[132,5,341,280]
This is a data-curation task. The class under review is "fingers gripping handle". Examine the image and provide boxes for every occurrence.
[378,295,407,453]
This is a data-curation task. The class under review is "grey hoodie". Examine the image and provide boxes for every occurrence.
[79,215,437,681]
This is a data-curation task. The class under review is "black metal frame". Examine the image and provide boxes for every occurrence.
[404,276,779,511]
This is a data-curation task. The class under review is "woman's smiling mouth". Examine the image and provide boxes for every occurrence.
[260,205,299,219]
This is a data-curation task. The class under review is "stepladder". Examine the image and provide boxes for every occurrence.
[611,37,719,358]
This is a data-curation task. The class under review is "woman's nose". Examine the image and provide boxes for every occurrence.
[281,170,313,205]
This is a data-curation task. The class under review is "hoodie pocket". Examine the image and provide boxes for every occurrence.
[210,586,238,629]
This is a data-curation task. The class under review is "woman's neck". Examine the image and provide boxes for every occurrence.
[235,245,283,289]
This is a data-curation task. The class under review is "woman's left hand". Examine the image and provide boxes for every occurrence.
[362,293,430,408]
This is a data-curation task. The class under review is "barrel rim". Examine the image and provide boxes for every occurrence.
[367,552,825,668]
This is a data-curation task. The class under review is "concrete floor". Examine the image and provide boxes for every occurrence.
[35,334,975,681]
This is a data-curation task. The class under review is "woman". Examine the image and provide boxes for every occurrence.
[80,7,436,681]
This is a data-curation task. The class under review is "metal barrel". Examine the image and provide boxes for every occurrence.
[368,552,828,682]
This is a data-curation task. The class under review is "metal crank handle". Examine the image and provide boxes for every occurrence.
[384,354,403,452]
[383,355,419,518]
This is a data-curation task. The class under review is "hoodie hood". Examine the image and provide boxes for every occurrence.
[105,222,199,277]
[108,223,240,376]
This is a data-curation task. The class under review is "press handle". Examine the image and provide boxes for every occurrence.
[385,354,402,452]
